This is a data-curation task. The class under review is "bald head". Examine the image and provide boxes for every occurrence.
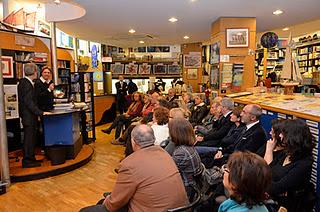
[131,124,155,148]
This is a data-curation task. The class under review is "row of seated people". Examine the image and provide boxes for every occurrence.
[96,91,316,211]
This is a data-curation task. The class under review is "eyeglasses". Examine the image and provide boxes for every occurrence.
[222,164,230,173]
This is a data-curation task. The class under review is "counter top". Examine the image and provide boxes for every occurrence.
[45,108,82,116]
[232,93,320,122]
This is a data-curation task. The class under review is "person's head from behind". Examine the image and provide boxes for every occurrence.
[221,97,234,115]
[212,96,222,105]
[223,151,271,207]
[230,107,242,124]
[41,66,52,81]
[24,63,38,80]
[280,119,315,162]
[131,124,155,151]
[240,104,262,125]
[168,118,195,146]
[158,98,170,109]
[153,106,169,125]
[270,119,285,147]
[169,108,188,121]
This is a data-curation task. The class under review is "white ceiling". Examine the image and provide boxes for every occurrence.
[12,0,320,47]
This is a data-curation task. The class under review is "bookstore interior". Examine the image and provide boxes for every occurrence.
[1,0,320,211]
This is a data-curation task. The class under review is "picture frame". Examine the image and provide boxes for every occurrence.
[111,63,124,74]
[167,65,181,74]
[1,56,14,78]
[187,69,198,80]
[125,63,138,74]
[153,64,167,74]
[138,63,151,74]
[184,53,201,68]
[226,28,249,48]
[210,41,220,64]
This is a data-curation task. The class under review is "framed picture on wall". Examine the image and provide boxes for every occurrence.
[153,64,167,74]
[184,53,201,68]
[1,56,14,78]
[226,28,249,47]
[167,65,181,74]
[187,69,198,80]
[111,63,124,74]
[138,63,151,74]
[125,63,138,74]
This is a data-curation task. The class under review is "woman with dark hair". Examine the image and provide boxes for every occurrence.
[102,92,143,142]
[151,107,170,145]
[219,151,271,212]
[264,119,315,211]
[169,118,203,200]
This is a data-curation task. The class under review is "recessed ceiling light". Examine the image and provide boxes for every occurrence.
[273,10,283,15]
[184,36,190,39]
[129,29,136,34]
[53,0,61,5]
[169,17,178,23]
[282,27,289,31]
[139,41,145,44]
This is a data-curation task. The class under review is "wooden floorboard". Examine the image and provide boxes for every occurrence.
[0,124,125,211]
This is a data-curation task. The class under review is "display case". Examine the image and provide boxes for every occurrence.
[71,72,96,143]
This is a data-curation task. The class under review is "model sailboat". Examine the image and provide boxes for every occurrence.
[280,34,302,94]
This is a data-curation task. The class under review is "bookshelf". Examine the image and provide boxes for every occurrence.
[70,72,96,143]
[55,60,71,100]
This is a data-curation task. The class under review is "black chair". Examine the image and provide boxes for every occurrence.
[167,185,202,212]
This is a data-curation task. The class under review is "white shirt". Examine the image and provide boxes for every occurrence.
[223,110,232,118]
[25,76,34,87]
[246,120,260,131]
[151,124,169,145]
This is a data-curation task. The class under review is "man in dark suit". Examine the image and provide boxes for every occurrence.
[18,63,49,168]
[34,66,54,111]
[214,104,267,160]
[115,75,127,114]
[195,98,234,153]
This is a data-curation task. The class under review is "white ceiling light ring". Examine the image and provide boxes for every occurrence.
[169,17,178,23]
[273,9,283,15]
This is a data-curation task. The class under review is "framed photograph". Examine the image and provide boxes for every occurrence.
[184,53,201,68]
[226,28,249,48]
[139,63,151,74]
[168,65,181,74]
[125,63,138,74]
[111,63,124,74]
[153,64,167,74]
[4,85,19,119]
[1,56,14,78]
[187,69,198,80]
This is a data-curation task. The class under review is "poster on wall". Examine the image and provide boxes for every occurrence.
[153,64,167,74]
[232,64,244,91]
[4,85,19,119]
[184,52,201,68]
[210,42,220,64]
[221,63,233,89]
[139,63,151,74]
[111,63,124,74]
[168,64,181,74]
[1,56,14,78]
[210,65,220,89]
[187,69,198,80]
[125,63,138,74]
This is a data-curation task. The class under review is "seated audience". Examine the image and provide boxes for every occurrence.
[102,92,143,141]
[81,125,189,212]
[195,97,234,147]
[197,100,222,134]
[189,93,208,126]
[151,107,170,145]
[218,151,271,212]
[182,92,194,112]
[264,119,315,211]
[167,88,178,102]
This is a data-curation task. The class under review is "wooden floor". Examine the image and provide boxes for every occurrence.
[0,124,125,211]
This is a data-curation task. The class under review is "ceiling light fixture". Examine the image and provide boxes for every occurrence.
[169,17,178,23]
[53,0,61,5]
[273,9,283,15]
[184,36,190,39]
[129,29,136,34]
[139,41,145,44]
[282,27,289,31]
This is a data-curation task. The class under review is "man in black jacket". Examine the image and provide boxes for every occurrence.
[195,97,234,148]
[34,66,54,111]
[18,63,49,168]
[115,75,127,114]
